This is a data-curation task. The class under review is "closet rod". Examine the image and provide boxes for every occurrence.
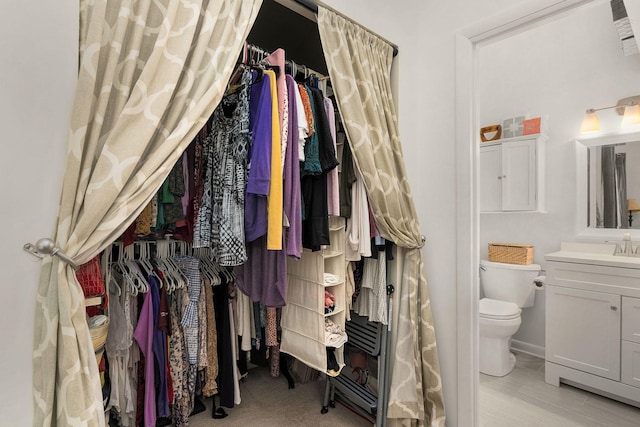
[245,42,329,81]
[290,0,399,57]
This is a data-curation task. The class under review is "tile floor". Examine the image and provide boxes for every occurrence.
[480,351,640,427]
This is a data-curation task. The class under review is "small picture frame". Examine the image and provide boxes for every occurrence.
[522,117,541,135]
[502,116,525,138]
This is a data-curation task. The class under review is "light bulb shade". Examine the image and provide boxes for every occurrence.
[628,198,640,213]
[622,104,640,127]
[580,110,601,133]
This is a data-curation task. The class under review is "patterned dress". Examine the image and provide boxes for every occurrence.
[194,69,251,268]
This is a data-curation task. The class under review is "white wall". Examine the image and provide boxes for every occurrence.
[321,0,528,424]
[478,1,640,352]
[0,1,77,424]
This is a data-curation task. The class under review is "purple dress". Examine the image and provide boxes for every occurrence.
[235,234,288,307]
[245,70,273,242]
[284,75,302,259]
[133,287,156,427]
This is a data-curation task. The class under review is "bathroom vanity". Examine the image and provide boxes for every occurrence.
[545,243,640,407]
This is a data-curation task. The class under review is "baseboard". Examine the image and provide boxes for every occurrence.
[510,339,545,359]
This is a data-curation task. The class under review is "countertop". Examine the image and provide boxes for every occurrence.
[545,242,640,269]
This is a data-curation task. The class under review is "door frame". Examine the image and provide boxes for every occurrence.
[454,1,594,425]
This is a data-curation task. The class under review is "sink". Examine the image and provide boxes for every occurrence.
[545,242,640,269]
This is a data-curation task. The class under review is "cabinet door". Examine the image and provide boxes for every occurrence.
[546,286,621,380]
[621,341,640,388]
[622,297,640,344]
[479,144,502,211]
[502,139,536,211]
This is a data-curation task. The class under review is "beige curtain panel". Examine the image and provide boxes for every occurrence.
[317,7,446,426]
[32,0,262,425]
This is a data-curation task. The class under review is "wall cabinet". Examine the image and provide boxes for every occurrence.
[479,134,545,212]
[544,255,640,406]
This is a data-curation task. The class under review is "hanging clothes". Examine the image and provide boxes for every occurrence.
[339,131,356,218]
[168,288,190,427]
[201,278,220,397]
[105,284,136,426]
[264,48,288,169]
[245,69,273,243]
[283,75,303,259]
[234,234,288,307]
[132,285,156,427]
[213,277,235,408]
[324,97,340,217]
[353,254,388,325]
[149,276,170,418]
[193,69,251,267]
[296,84,312,162]
[264,69,283,251]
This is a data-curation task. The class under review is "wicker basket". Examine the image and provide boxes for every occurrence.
[89,317,109,352]
[488,243,534,265]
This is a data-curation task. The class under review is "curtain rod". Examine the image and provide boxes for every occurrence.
[290,0,399,57]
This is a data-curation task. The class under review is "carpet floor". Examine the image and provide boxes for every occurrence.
[188,366,372,426]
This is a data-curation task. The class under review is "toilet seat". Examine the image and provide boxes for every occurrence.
[479,298,521,320]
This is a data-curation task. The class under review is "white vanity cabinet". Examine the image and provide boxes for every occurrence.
[622,297,640,388]
[546,286,621,380]
[544,251,640,406]
[479,134,545,212]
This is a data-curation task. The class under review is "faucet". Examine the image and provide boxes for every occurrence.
[610,242,624,256]
[623,233,633,256]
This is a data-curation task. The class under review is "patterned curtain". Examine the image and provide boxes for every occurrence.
[32,1,261,425]
[317,7,446,427]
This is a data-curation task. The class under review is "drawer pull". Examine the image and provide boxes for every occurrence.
[610,306,618,311]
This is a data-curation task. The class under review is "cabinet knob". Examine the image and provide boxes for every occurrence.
[610,305,618,311]
[497,176,502,180]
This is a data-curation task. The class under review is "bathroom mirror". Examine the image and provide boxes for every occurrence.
[576,129,640,241]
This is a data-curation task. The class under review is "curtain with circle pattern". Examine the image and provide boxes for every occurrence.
[317,7,446,426]
[32,1,262,425]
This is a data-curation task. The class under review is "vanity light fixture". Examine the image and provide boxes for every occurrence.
[628,198,640,227]
[580,95,640,133]
[621,103,640,127]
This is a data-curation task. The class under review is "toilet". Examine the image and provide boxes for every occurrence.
[479,259,541,377]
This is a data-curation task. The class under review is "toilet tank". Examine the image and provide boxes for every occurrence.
[480,259,541,307]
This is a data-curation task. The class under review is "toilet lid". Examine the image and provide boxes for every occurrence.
[479,298,521,320]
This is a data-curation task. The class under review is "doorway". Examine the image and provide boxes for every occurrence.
[454,1,597,425]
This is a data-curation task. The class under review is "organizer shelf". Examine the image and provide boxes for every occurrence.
[281,216,347,374]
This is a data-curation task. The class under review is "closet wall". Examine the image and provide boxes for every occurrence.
[2,0,547,425]
[0,2,77,425]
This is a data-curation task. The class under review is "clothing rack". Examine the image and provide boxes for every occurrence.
[243,42,330,86]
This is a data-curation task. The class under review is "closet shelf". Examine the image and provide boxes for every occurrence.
[325,333,348,348]
[323,249,342,259]
[324,308,344,318]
